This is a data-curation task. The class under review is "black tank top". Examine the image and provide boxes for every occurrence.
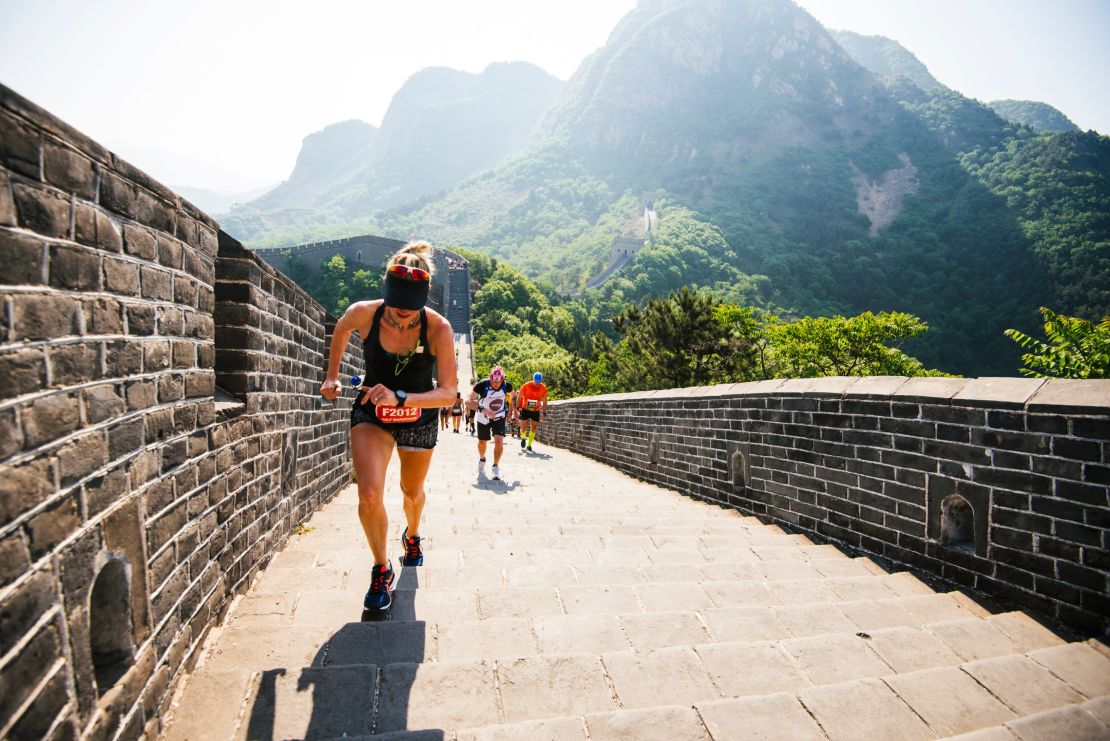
[358,305,438,427]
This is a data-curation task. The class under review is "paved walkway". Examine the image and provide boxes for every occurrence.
[162,430,1110,740]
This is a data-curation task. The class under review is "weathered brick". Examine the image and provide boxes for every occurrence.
[0,231,46,284]
[1055,521,1102,547]
[1070,417,1110,443]
[57,430,107,486]
[0,109,42,177]
[49,342,100,386]
[11,294,79,341]
[23,393,80,447]
[0,622,62,727]
[104,339,143,377]
[140,266,172,301]
[0,569,56,658]
[84,467,128,516]
[0,347,46,397]
[122,223,155,259]
[99,171,137,218]
[128,449,160,488]
[104,258,140,296]
[148,501,187,555]
[27,495,81,557]
[186,372,214,399]
[125,379,157,411]
[12,182,70,238]
[43,141,95,199]
[83,296,123,336]
[172,340,195,369]
[135,189,175,233]
[0,408,21,460]
[107,418,144,460]
[143,340,170,371]
[157,235,184,270]
[0,531,32,588]
[125,303,155,335]
[145,408,175,442]
[0,170,13,226]
[83,383,124,424]
[9,666,70,741]
[0,459,54,527]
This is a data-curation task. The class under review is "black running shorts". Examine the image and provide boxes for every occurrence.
[476,417,506,441]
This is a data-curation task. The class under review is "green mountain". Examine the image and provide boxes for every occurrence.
[226,0,1109,378]
[988,99,1081,133]
[829,30,945,92]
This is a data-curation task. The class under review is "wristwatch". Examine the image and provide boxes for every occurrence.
[395,390,408,407]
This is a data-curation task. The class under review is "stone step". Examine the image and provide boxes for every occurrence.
[211,588,1053,670]
[180,637,1109,740]
[257,553,901,595]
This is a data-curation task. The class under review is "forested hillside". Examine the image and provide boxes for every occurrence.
[227,0,1109,379]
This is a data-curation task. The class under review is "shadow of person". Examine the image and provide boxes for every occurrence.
[522,449,552,460]
[243,568,443,739]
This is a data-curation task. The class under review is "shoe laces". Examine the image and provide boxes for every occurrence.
[370,565,388,593]
[405,534,422,561]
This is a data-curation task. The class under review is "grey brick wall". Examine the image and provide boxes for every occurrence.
[0,84,360,740]
[540,376,1110,637]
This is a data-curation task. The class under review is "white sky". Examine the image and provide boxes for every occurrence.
[0,0,1106,193]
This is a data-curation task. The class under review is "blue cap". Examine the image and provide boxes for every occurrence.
[533,372,543,383]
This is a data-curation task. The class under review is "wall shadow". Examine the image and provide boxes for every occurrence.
[242,568,443,739]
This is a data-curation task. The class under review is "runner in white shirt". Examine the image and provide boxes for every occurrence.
[468,366,513,480]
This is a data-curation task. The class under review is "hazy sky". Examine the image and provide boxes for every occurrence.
[1,0,1106,193]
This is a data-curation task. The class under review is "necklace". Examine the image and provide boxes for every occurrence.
[384,308,420,331]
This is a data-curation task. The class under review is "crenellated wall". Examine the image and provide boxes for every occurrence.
[540,376,1110,637]
[0,84,361,740]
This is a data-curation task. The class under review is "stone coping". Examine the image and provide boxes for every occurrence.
[550,377,1110,411]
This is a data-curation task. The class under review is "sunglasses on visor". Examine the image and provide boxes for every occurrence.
[388,264,430,282]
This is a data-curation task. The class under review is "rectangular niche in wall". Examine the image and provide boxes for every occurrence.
[926,475,990,558]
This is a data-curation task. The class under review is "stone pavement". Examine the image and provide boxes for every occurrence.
[161,429,1110,740]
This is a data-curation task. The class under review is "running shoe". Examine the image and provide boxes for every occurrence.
[527,444,533,451]
[363,562,395,612]
[401,527,423,567]
[478,458,486,473]
[521,437,526,449]
[491,464,501,481]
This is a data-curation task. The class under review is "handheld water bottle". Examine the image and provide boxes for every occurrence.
[350,374,362,388]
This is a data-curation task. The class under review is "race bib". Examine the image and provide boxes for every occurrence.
[527,399,538,410]
[375,406,421,424]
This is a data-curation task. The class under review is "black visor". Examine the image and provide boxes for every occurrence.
[383,272,430,310]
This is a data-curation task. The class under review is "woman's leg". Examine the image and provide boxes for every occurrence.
[398,447,434,538]
[351,423,395,565]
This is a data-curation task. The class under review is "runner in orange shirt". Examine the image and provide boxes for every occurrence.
[516,372,548,452]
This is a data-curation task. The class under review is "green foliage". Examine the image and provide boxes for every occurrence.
[765,311,952,378]
[1005,307,1110,379]
[606,288,764,390]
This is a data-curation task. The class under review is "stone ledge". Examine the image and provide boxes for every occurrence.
[549,377,1109,412]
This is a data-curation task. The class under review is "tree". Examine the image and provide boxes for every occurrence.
[609,288,763,390]
[765,311,949,378]
[1005,307,1110,378]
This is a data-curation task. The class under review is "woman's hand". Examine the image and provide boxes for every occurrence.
[361,383,396,407]
[320,377,341,401]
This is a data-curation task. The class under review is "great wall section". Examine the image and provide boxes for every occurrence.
[2,82,1109,740]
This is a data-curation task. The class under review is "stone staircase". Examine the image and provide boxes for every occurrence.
[161,430,1110,740]
[445,264,471,336]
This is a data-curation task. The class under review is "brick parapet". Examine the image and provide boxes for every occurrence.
[540,377,1110,637]
[0,84,360,740]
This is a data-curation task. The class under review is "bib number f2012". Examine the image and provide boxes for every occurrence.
[375,406,421,424]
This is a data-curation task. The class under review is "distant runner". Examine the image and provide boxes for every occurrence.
[450,392,464,433]
[516,372,548,451]
[469,366,513,481]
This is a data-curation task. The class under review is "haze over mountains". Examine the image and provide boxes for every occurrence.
[219,0,1108,377]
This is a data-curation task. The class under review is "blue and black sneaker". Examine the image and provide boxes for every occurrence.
[363,561,395,612]
[401,527,423,567]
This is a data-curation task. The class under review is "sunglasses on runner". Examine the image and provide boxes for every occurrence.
[387,264,430,282]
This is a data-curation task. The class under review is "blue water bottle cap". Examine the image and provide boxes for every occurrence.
[351,375,362,387]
